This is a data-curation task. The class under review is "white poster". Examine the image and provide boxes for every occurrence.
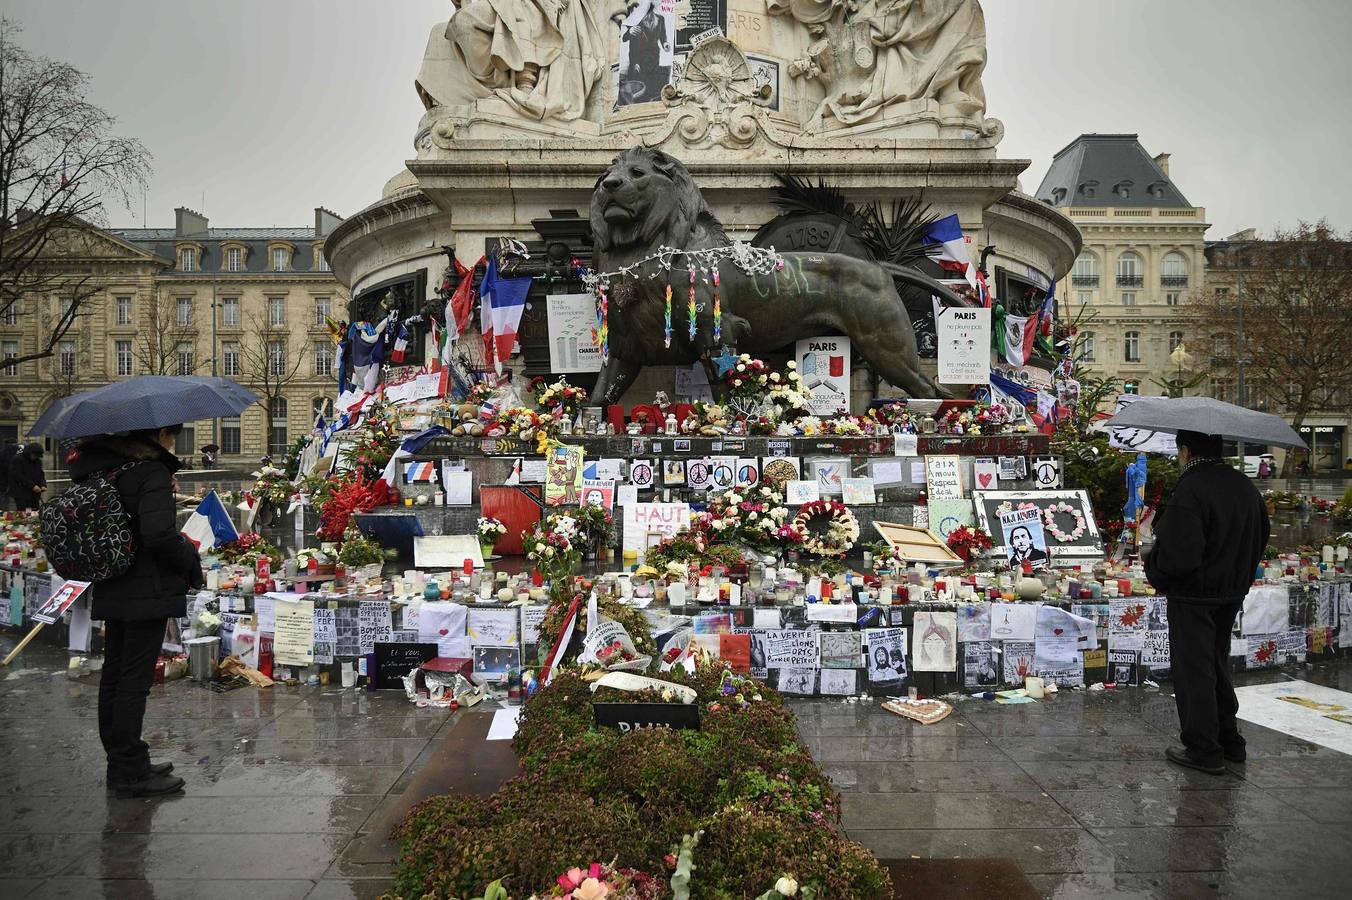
[622,502,691,551]
[999,505,1050,570]
[1109,394,1178,455]
[795,336,851,415]
[616,0,676,108]
[924,455,963,500]
[546,293,602,373]
[675,364,713,402]
[936,306,991,384]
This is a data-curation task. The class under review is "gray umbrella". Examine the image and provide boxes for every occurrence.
[1104,396,1308,449]
[28,376,259,440]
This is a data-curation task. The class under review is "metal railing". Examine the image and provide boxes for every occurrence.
[1116,275,1144,287]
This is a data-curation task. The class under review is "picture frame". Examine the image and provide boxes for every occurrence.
[872,522,962,566]
[971,489,1103,561]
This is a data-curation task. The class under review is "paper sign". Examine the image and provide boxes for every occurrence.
[674,363,713,402]
[31,580,91,625]
[622,502,691,551]
[629,459,655,490]
[617,484,639,506]
[924,455,963,500]
[842,477,876,505]
[736,458,760,488]
[811,457,847,495]
[1109,394,1178,455]
[384,368,448,404]
[547,293,603,373]
[467,607,519,646]
[312,607,336,664]
[894,433,918,456]
[582,479,615,510]
[709,456,736,490]
[937,306,991,384]
[999,505,1049,569]
[686,457,713,491]
[1032,457,1061,489]
[443,469,473,505]
[358,601,394,655]
[973,458,999,491]
[796,336,851,415]
[757,630,819,667]
[871,459,904,486]
[273,597,316,666]
[545,444,584,506]
[927,498,974,540]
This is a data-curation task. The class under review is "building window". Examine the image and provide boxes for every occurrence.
[116,340,133,376]
[59,340,76,376]
[268,339,286,376]
[1116,251,1143,287]
[59,296,76,319]
[2,302,18,326]
[1165,291,1181,306]
[116,296,132,325]
[2,340,19,376]
[316,248,329,272]
[1124,331,1141,363]
[178,247,196,272]
[313,296,331,325]
[222,341,240,377]
[1168,331,1184,353]
[175,424,194,458]
[176,342,194,376]
[1214,287,1230,301]
[312,397,329,424]
[314,341,334,377]
[1080,332,1095,362]
[221,297,240,326]
[268,296,286,326]
[176,297,193,326]
[1211,377,1234,404]
[1121,292,1136,306]
[268,397,289,458]
[1077,291,1091,306]
[226,247,243,272]
[272,247,288,272]
[1071,252,1099,287]
[1161,251,1188,287]
[220,416,241,455]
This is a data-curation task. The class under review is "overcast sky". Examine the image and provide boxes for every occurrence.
[4,0,1349,238]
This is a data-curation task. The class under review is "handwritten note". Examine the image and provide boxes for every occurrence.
[925,455,963,499]
[358,600,393,655]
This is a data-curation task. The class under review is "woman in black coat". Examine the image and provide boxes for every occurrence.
[67,426,203,798]
[8,443,47,510]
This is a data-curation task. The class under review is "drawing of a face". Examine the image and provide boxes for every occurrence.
[1011,527,1033,554]
[873,646,890,669]
[585,489,603,507]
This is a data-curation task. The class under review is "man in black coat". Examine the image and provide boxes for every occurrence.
[68,427,203,798]
[1146,430,1269,775]
[0,440,19,509]
[8,443,46,510]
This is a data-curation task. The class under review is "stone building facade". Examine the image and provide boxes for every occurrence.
[1034,134,1208,395]
[0,207,347,467]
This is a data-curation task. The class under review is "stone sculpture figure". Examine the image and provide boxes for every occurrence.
[767,0,987,131]
[588,147,953,405]
[416,0,620,122]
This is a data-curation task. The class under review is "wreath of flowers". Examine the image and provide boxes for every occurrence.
[1043,501,1087,542]
[792,500,860,558]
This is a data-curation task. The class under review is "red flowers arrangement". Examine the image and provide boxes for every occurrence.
[316,475,397,542]
[946,525,993,561]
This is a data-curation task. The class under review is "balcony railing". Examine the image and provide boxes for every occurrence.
[1160,276,1189,288]
[1071,275,1099,287]
[1116,275,1144,287]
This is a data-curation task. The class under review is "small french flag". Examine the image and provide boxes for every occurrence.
[390,324,410,364]
[182,491,240,551]
[404,461,437,483]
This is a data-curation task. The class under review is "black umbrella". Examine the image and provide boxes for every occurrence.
[28,376,258,440]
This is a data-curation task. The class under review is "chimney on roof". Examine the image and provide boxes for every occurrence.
[315,207,344,238]
[1153,153,1170,176]
[174,207,208,237]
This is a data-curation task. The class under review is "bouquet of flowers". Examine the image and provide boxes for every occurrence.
[765,360,812,421]
[250,465,293,507]
[477,516,507,543]
[217,532,281,566]
[645,528,743,573]
[946,525,993,562]
[573,503,615,549]
[543,862,663,900]
[316,474,398,542]
[523,514,584,594]
[532,376,588,419]
[701,486,792,552]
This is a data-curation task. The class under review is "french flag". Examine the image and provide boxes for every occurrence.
[479,255,533,373]
[182,491,240,551]
[922,215,978,292]
[404,461,437,483]
[390,324,410,364]
[380,425,453,488]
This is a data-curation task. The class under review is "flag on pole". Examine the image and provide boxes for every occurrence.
[541,593,581,686]
[1002,312,1039,367]
[448,256,484,339]
[479,255,532,373]
[182,491,239,551]
[921,214,978,292]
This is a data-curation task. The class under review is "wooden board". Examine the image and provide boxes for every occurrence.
[872,521,962,565]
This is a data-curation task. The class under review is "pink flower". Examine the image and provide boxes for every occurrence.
[589,863,603,880]
[559,867,585,890]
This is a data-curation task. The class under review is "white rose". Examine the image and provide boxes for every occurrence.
[545,546,555,557]
[748,511,759,521]
[775,877,798,896]
[736,363,746,371]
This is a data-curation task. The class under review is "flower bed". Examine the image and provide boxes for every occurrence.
[390,665,890,899]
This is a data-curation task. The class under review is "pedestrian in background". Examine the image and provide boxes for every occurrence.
[8,443,47,510]
[0,439,19,509]
[1145,430,1269,775]
[67,425,203,798]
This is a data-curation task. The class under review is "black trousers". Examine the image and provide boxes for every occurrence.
[99,618,166,782]
[1166,600,1244,766]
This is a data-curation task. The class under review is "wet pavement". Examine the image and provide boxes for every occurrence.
[791,664,1352,899]
[1,632,1349,900]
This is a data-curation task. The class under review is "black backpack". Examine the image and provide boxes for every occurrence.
[40,463,138,582]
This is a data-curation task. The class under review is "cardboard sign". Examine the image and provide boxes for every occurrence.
[546,293,603,373]
[593,702,701,732]
[373,642,438,690]
[924,455,963,499]
[31,580,91,625]
[796,336,851,415]
[581,479,615,510]
[545,444,584,506]
[622,502,691,551]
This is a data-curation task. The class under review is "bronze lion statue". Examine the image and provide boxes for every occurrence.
[588,146,959,405]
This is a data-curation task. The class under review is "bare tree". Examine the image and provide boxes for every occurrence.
[134,294,206,375]
[0,18,150,366]
[1202,221,1352,469]
[236,314,306,418]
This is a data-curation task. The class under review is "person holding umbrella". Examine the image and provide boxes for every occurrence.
[1107,398,1303,775]
[1145,430,1269,775]
[28,376,257,799]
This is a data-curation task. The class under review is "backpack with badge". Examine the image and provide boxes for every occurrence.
[40,462,139,582]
